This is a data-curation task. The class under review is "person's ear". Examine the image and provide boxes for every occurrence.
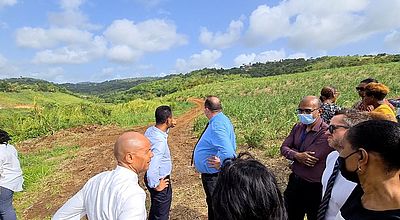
[125,152,135,163]
[357,148,368,173]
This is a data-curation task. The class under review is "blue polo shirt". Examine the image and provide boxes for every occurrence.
[194,112,236,174]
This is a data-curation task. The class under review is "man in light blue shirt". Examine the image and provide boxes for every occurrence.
[145,105,176,220]
[193,96,236,220]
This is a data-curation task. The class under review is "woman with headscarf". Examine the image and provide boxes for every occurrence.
[336,120,400,219]
[362,82,397,122]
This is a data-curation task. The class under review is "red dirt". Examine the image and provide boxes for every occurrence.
[17,98,289,219]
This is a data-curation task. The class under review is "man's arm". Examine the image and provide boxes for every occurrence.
[280,124,299,160]
[146,139,166,189]
[52,189,86,220]
[211,124,236,166]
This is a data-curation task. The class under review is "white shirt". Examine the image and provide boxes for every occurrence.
[53,166,146,220]
[0,144,24,192]
[321,151,357,220]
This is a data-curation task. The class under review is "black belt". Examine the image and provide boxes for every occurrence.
[201,172,219,177]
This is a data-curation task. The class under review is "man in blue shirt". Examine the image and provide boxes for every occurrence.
[145,105,176,220]
[193,96,237,220]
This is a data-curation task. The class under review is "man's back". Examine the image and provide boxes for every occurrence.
[53,166,146,220]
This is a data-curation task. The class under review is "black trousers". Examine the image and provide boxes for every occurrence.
[145,175,172,220]
[201,173,219,220]
[284,173,322,220]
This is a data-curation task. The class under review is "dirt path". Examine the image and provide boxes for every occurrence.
[18,98,289,219]
[18,98,208,219]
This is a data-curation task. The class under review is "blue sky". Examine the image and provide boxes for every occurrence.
[0,0,400,83]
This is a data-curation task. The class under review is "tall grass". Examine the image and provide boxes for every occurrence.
[171,63,400,156]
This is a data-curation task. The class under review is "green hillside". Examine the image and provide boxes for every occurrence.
[170,62,400,155]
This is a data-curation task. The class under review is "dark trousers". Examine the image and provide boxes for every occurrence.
[284,173,322,220]
[0,186,17,220]
[145,175,172,220]
[201,173,219,220]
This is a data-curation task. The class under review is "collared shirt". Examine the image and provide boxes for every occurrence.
[0,144,23,192]
[373,104,397,122]
[194,112,236,174]
[145,125,172,188]
[281,117,333,183]
[321,151,357,220]
[53,166,146,220]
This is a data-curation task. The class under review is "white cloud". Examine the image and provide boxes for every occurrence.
[107,45,142,63]
[16,27,94,49]
[199,18,244,49]
[234,49,307,66]
[0,0,16,8]
[47,0,100,30]
[245,0,400,50]
[0,53,19,76]
[32,36,107,64]
[104,19,187,52]
[175,49,222,73]
[384,30,400,50]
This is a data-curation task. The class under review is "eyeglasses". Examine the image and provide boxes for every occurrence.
[356,87,365,92]
[296,108,318,114]
[328,124,350,133]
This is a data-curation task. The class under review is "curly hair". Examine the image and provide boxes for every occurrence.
[0,129,11,144]
[365,82,390,100]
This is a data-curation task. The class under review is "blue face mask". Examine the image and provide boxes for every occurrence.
[298,114,316,125]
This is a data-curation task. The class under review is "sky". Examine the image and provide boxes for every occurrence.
[0,0,400,83]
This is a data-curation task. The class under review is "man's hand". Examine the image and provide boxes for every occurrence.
[294,151,319,167]
[207,156,221,170]
[155,177,170,191]
[365,105,375,112]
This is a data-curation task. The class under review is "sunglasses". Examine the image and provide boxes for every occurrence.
[356,87,365,92]
[328,124,350,133]
[296,108,318,114]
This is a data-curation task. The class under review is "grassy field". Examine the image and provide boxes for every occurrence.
[172,62,400,156]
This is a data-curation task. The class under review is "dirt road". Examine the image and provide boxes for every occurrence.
[18,98,288,219]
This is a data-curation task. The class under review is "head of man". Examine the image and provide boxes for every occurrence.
[297,96,322,126]
[155,105,176,129]
[0,129,11,144]
[204,96,222,120]
[325,110,371,152]
[356,78,378,98]
[114,132,153,174]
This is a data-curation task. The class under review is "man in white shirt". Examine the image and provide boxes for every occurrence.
[53,132,153,220]
[0,129,24,220]
[317,111,370,220]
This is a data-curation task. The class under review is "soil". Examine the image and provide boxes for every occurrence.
[17,98,290,219]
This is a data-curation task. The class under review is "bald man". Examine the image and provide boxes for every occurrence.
[193,96,236,220]
[281,96,333,220]
[53,132,153,220]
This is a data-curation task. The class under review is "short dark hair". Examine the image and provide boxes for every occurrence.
[205,96,222,112]
[155,105,172,125]
[320,86,337,101]
[345,120,400,172]
[0,129,11,144]
[212,153,287,220]
[360,78,378,84]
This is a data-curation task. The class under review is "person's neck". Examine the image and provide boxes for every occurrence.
[207,111,220,120]
[323,99,334,104]
[155,123,168,132]
[117,161,138,175]
[361,172,400,211]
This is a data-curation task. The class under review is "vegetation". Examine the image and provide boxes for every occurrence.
[176,62,400,155]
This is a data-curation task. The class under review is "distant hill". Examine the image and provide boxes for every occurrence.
[60,77,158,95]
[0,78,69,93]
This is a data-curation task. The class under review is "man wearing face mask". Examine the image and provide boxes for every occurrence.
[281,96,333,220]
[145,105,176,220]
